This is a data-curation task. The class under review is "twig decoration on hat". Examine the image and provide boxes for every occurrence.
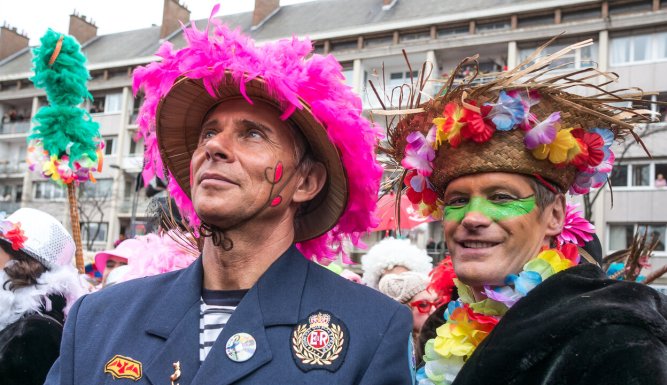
[376,37,658,221]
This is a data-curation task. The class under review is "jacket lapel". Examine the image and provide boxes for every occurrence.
[143,257,204,385]
[191,246,310,385]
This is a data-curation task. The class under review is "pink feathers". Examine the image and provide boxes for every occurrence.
[132,7,382,263]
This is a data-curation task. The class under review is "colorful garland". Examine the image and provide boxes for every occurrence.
[0,216,27,251]
[27,29,103,185]
[404,90,615,218]
[416,243,580,385]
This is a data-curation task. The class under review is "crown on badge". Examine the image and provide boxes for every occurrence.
[309,312,331,327]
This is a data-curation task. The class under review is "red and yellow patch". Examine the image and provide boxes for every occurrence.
[104,354,142,381]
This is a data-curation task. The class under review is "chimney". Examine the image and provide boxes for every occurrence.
[0,24,29,62]
[69,11,98,44]
[161,0,191,39]
[252,0,280,30]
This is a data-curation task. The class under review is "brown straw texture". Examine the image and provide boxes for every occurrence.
[378,38,655,195]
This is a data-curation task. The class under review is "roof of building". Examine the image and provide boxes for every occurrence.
[0,0,589,78]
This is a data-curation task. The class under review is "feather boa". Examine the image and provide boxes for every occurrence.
[0,265,85,332]
[132,7,383,263]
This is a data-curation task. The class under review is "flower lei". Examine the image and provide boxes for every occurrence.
[403,90,615,218]
[0,217,27,251]
[416,243,581,385]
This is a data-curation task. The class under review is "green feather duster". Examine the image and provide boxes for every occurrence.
[28,29,102,185]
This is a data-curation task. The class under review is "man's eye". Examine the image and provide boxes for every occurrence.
[245,129,263,139]
[489,193,516,202]
[200,130,216,140]
[445,198,468,207]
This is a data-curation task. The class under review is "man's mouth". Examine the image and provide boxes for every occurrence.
[461,241,500,249]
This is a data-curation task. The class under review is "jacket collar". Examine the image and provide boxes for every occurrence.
[142,245,311,385]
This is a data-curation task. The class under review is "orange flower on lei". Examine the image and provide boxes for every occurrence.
[433,304,499,358]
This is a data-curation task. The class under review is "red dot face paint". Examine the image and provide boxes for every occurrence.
[270,196,282,207]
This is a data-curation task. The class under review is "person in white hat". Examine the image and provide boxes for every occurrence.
[0,208,84,385]
[361,237,433,289]
[378,272,439,340]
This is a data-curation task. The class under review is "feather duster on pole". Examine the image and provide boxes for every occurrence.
[28,29,104,273]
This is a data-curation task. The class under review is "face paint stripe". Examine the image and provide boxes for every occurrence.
[444,196,535,223]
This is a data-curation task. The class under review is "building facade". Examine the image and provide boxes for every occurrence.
[0,0,666,283]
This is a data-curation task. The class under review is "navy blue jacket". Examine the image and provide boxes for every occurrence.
[45,246,413,384]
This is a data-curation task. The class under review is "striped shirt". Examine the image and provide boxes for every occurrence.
[199,288,248,363]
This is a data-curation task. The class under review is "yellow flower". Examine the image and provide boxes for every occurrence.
[536,249,572,273]
[532,128,577,164]
[42,156,61,182]
[433,324,475,358]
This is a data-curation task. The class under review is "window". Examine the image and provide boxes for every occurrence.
[562,6,601,22]
[104,137,116,156]
[330,39,358,52]
[33,181,66,200]
[476,19,510,33]
[609,0,653,16]
[81,222,108,242]
[638,225,667,252]
[519,40,597,69]
[609,224,635,250]
[364,35,393,48]
[399,30,430,43]
[437,24,468,38]
[632,164,650,186]
[104,93,122,113]
[517,13,553,29]
[610,164,628,187]
[80,179,113,198]
[608,223,667,252]
[610,32,667,65]
[129,138,144,155]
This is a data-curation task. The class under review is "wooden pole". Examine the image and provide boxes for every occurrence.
[67,183,85,273]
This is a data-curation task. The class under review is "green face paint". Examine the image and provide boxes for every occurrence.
[444,196,536,223]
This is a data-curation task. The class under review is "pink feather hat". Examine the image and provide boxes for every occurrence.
[132,6,383,262]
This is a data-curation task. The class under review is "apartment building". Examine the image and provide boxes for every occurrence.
[1,0,666,283]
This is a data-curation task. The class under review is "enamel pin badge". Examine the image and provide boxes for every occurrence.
[104,354,142,381]
[291,310,348,372]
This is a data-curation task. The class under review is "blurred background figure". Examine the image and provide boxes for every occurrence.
[94,246,129,288]
[0,208,84,385]
[94,230,198,289]
[361,237,433,288]
[379,271,437,340]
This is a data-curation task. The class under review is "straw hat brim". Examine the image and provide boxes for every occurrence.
[156,76,348,242]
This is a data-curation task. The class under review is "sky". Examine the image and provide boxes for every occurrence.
[0,0,314,44]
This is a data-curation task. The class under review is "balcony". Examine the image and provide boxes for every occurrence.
[0,121,30,135]
[0,162,26,176]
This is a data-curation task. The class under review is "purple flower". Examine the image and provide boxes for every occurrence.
[483,285,522,308]
[401,130,435,176]
[524,111,560,150]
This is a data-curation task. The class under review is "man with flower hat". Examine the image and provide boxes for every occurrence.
[382,42,667,385]
[45,10,413,385]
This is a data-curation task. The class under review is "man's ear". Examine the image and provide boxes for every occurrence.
[292,162,327,203]
[544,194,566,237]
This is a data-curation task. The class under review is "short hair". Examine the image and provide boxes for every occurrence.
[526,176,559,213]
[0,241,47,291]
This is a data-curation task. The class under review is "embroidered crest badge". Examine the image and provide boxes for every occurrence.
[291,310,349,372]
[104,354,143,381]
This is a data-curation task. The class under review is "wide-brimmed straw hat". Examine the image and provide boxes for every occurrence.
[156,75,346,242]
[133,10,382,261]
[379,39,654,218]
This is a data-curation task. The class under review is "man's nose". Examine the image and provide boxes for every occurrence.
[204,131,235,162]
[461,210,492,230]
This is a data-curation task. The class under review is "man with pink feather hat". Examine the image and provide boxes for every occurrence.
[45,6,414,385]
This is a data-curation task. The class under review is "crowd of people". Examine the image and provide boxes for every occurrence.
[1,9,666,385]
